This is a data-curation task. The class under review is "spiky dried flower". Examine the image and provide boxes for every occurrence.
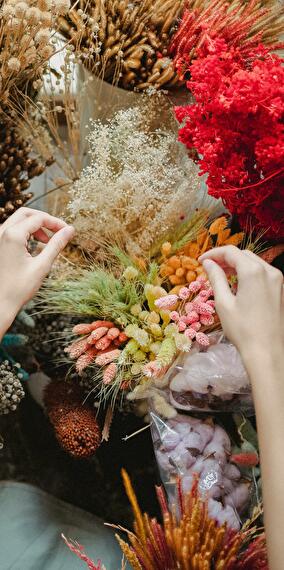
[68,102,202,258]
[58,0,184,90]
[66,472,268,569]
[44,380,101,458]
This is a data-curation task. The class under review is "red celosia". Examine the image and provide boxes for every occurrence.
[174,38,284,239]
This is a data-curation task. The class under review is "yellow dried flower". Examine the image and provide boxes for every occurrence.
[123,266,139,281]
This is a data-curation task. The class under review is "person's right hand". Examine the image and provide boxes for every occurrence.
[199,246,284,361]
[0,207,74,337]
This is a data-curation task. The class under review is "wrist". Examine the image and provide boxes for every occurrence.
[0,294,20,341]
[241,341,283,381]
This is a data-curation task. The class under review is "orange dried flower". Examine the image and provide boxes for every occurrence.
[44,381,101,458]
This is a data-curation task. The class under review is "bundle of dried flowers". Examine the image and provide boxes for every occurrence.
[44,380,101,458]
[65,471,268,569]
[58,0,184,91]
[174,38,284,238]
[0,120,49,221]
[159,216,244,290]
[170,0,284,77]
[38,208,257,411]
[68,103,203,259]
[0,0,71,115]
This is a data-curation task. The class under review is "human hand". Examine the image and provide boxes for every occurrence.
[0,207,74,337]
[199,246,284,364]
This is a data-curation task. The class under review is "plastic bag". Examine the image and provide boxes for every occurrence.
[167,331,253,413]
[151,410,258,530]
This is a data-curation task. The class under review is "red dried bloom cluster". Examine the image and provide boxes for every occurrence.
[174,38,284,239]
[44,381,101,458]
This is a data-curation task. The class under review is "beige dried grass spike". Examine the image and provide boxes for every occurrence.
[58,0,184,90]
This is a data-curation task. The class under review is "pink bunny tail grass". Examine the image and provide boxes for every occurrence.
[103,363,118,385]
[155,295,179,310]
[95,349,121,366]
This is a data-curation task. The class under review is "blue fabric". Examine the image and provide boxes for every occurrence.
[0,481,123,569]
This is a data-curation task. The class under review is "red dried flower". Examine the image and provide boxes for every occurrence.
[174,38,284,238]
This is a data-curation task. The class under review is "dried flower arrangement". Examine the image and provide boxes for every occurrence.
[170,0,284,76]
[64,471,268,569]
[58,0,184,91]
[67,102,204,259]
[0,0,73,219]
[174,38,284,239]
[37,211,255,422]
[0,0,71,112]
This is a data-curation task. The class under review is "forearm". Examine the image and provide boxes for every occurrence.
[243,345,284,570]
[0,297,19,341]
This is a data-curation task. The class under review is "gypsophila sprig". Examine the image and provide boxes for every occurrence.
[68,102,202,258]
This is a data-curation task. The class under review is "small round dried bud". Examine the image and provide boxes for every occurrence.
[53,0,70,15]
[14,2,28,17]
[1,4,14,18]
[40,10,52,26]
[26,6,41,24]
[7,57,21,72]
[35,29,50,45]
[39,45,54,59]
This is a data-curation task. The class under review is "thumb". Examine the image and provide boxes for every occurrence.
[36,225,75,271]
[202,259,232,304]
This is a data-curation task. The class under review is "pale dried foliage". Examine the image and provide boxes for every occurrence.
[68,98,204,258]
[59,0,184,90]
[0,0,71,117]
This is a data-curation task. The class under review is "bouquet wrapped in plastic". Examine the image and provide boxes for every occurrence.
[151,410,260,530]
[168,331,253,414]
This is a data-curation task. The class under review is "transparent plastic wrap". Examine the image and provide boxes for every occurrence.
[151,410,259,530]
[167,331,253,414]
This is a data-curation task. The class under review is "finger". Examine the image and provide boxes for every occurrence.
[199,246,250,276]
[0,207,41,232]
[36,225,75,271]
[242,249,271,269]
[32,229,50,244]
[14,213,68,241]
[202,259,232,305]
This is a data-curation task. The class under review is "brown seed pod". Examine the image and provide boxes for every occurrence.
[44,380,101,458]
[0,120,48,222]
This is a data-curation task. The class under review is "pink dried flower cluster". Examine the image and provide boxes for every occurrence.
[156,277,216,347]
[65,320,128,375]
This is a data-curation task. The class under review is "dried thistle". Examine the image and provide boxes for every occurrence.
[68,102,203,259]
[170,0,284,76]
[58,0,184,90]
[44,380,101,458]
[65,472,268,569]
